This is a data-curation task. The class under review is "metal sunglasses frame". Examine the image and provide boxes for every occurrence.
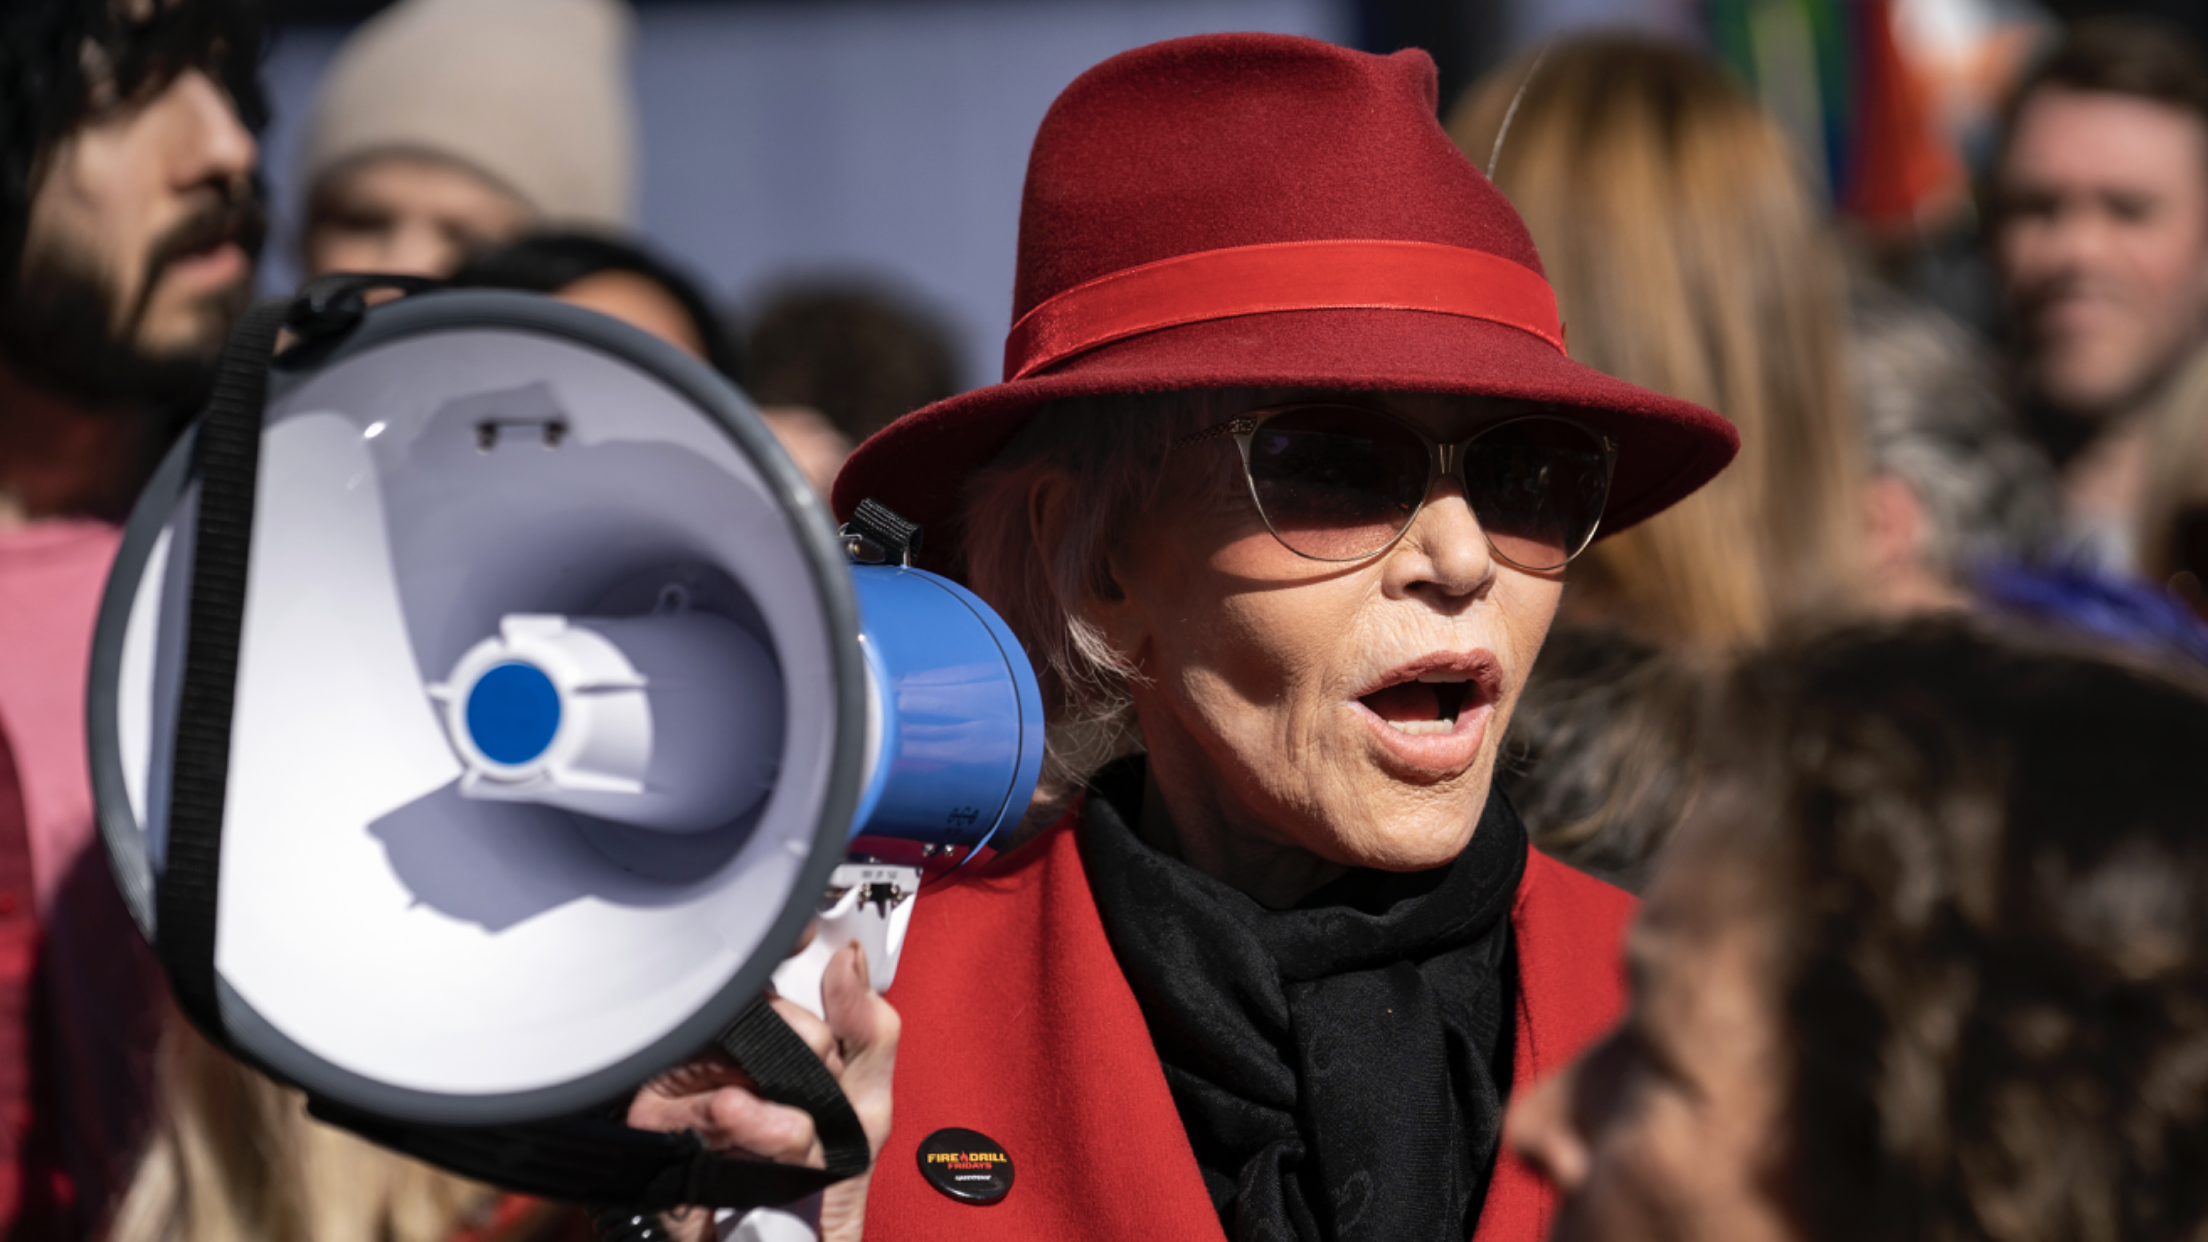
[1174,403,1619,571]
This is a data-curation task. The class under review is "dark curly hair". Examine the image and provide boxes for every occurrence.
[0,0,266,288]
[1705,618,2208,1242]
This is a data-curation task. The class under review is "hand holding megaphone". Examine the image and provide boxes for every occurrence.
[88,274,1043,1225]
[628,941,899,1242]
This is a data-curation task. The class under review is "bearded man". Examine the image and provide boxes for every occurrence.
[0,1,263,1236]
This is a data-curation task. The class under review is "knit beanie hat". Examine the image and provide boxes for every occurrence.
[300,0,637,230]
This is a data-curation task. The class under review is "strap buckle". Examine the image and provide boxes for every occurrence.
[840,498,922,568]
[286,272,443,345]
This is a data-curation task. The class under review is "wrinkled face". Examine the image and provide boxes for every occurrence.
[1507,817,1799,1242]
[303,153,532,279]
[17,64,260,389]
[1996,88,2208,418]
[1099,392,1564,878]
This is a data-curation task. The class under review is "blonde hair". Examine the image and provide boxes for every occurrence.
[106,1011,519,1242]
[1449,36,1866,646]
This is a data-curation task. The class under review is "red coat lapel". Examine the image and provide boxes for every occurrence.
[869,820,1222,1241]
[1469,850,1636,1242]
[868,819,1634,1242]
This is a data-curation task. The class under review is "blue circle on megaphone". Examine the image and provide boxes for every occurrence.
[466,662,562,764]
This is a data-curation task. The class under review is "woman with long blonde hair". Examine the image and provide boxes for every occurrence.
[1450,37,1866,646]
[104,1012,578,1242]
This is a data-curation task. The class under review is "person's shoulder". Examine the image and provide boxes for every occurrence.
[0,516,122,575]
[1517,847,1637,938]
[902,806,1088,927]
[1510,850,1636,1058]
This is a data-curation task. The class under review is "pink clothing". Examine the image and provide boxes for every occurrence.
[0,518,163,1239]
[0,519,117,915]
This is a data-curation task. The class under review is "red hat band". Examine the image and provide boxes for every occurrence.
[1003,240,1566,382]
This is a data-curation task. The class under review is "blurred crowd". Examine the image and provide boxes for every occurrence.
[3,0,2208,1240]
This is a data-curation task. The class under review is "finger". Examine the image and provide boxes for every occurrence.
[629,1074,827,1169]
[769,994,845,1077]
[702,1082,825,1168]
[627,1073,728,1138]
[639,1049,755,1103]
[655,1206,716,1242]
[626,1048,764,1139]
[822,942,902,1149]
[766,920,819,1000]
[626,1045,765,1131]
[824,942,899,1062]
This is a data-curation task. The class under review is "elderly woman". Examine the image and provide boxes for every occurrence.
[1511,618,2208,1242]
[635,32,1736,1242]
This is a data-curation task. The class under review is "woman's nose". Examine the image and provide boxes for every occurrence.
[1384,475,1494,599]
[1506,1068,1591,1192]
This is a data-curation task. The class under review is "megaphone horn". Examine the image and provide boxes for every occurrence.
[87,273,1044,1210]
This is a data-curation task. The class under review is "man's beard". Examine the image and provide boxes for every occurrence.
[0,190,266,412]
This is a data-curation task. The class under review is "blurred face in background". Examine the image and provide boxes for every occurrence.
[1996,87,2208,419]
[11,64,262,406]
[545,265,850,496]
[303,152,531,279]
[1506,811,1800,1242]
[556,268,707,358]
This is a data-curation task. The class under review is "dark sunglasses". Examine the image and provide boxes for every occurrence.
[1176,404,1618,571]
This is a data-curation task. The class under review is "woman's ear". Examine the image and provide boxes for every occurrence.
[1027,471,1150,666]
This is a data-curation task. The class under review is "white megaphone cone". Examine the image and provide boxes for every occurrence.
[84,279,1042,1210]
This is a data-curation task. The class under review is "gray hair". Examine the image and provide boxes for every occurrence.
[958,387,1267,824]
[1850,286,2061,582]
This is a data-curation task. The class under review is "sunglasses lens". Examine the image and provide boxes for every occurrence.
[1461,417,1612,571]
[1245,406,1430,560]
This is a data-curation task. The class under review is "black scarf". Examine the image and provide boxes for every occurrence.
[1078,758,1528,1242]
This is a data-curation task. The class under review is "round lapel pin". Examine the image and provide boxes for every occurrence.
[917,1127,1015,1205]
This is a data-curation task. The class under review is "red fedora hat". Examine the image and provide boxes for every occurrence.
[832,33,1738,562]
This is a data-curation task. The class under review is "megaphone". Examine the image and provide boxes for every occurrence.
[86,277,1044,1209]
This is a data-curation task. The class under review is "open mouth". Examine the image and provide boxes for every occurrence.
[1359,673,1478,736]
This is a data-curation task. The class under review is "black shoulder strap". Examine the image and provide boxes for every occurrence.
[155,295,290,1036]
[155,271,450,1037]
[316,1000,872,1212]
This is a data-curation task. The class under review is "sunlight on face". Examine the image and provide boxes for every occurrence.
[557,269,708,359]
[304,153,532,280]
[1097,392,1565,896]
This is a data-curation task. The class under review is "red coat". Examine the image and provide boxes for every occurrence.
[866,811,1636,1241]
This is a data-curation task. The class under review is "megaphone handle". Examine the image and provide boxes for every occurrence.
[712,996,874,1183]
[586,997,871,1233]
[585,995,875,1238]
